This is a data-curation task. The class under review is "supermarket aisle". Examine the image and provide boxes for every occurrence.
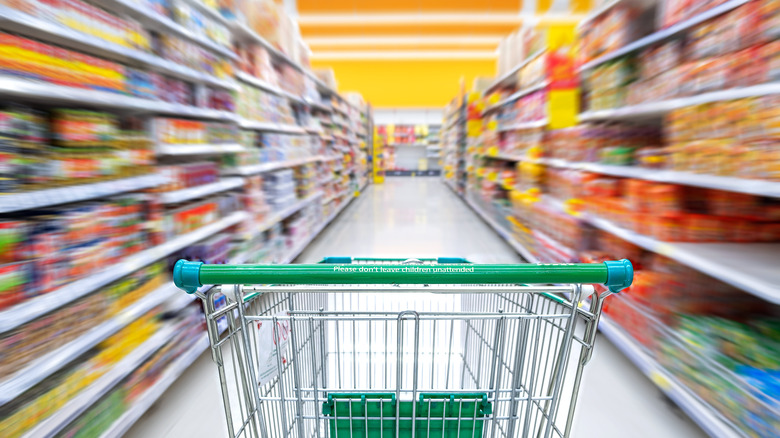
[127,178,704,437]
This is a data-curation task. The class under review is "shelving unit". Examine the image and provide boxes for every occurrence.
[586,214,780,304]
[156,143,245,156]
[0,2,372,431]
[96,335,210,438]
[0,174,166,213]
[484,49,546,94]
[0,211,248,333]
[159,178,245,204]
[579,0,750,70]
[597,316,742,438]
[225,156,326,176]
[0,77,237,119]
[579,82,780,121]
[21,325,178,438]
[441,6,780,436]
[536,158,780,197]
[496,119,548,132]
[0,284,179,406]
[0,6,238,91]
[483,81,549,115]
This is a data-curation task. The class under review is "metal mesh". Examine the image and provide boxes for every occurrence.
[200,282,602,438]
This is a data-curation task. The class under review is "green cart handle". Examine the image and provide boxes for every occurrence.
[173,259,632,294]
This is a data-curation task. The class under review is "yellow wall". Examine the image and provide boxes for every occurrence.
[311,59,495,108]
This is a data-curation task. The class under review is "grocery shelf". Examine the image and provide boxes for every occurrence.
[231,21,304,72]
[537,158,780,198]
[0,284,179,407]
[159,177,245,204]
[497,119,548,132]
[483,81,549,115]
[0,77,237,120]
[236,118,307,134]
[0,211,249,333]
[0,174,166,214]
[252,192,324,236]
[230,15,357,115]
[322,190,348,205]
[586,214,780,304]
[462,194,539,263]
[443,178,460,195]
[184,0,233,28]
[225,156,324,176]
[305,98,332,112]
[22,324,178,438]
[580,82,780,121]
[235,71,304,103]
[280,191,357,264]
[0,6,238,91]
[598,316,742,438]
[577,0,624,29]
[101,0,237,60]
[580,0,750,70]
[485,49,546,94]
[322,155,342,162]
[97,334,210,438]
[157,143,245,156]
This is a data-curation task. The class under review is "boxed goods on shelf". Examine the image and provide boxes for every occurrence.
[0,195,156,308]
[0,262,165,377]
[162,192,241,239]
[544,123,662,165]
[0,108,153,192]
[237,82,294,124]
[241,174,270,225]
[498,91,547,127]
[293,163,316,198]
[0,29,234,108]
[580,174,780,242]
[314,68,337,90]
[0,312,160,438]
[0,32,125,93]
[153,118,238,145]
[578,4,643,63]
[584,1,780,111]
[263,169,297,210]
[158,162,220,192]
[236,45,279,87]
[227,131,318,168]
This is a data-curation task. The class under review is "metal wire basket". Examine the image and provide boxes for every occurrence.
[174,257,633,438]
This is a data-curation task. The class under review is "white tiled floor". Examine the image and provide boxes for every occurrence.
[127,178,705,437]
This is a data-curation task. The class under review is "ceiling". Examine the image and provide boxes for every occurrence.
[298,0,590,58]
[297,0,592,107]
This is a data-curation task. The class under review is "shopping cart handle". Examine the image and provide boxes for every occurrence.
[173,259,633,293]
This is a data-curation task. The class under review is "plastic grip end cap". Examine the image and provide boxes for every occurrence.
[603,259,633,293]
[321,256,353,264]
[437,257,469,264]
[173,260,203,294]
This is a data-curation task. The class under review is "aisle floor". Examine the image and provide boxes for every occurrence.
[127,178,706,437]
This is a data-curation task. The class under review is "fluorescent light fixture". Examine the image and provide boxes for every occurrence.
[306,36,504,47]
[298,12,584,26]
[310,50,498,60]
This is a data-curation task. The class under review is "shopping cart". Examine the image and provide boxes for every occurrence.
[174,257,633,438]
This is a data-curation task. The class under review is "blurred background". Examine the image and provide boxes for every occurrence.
[0,0,778,437]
